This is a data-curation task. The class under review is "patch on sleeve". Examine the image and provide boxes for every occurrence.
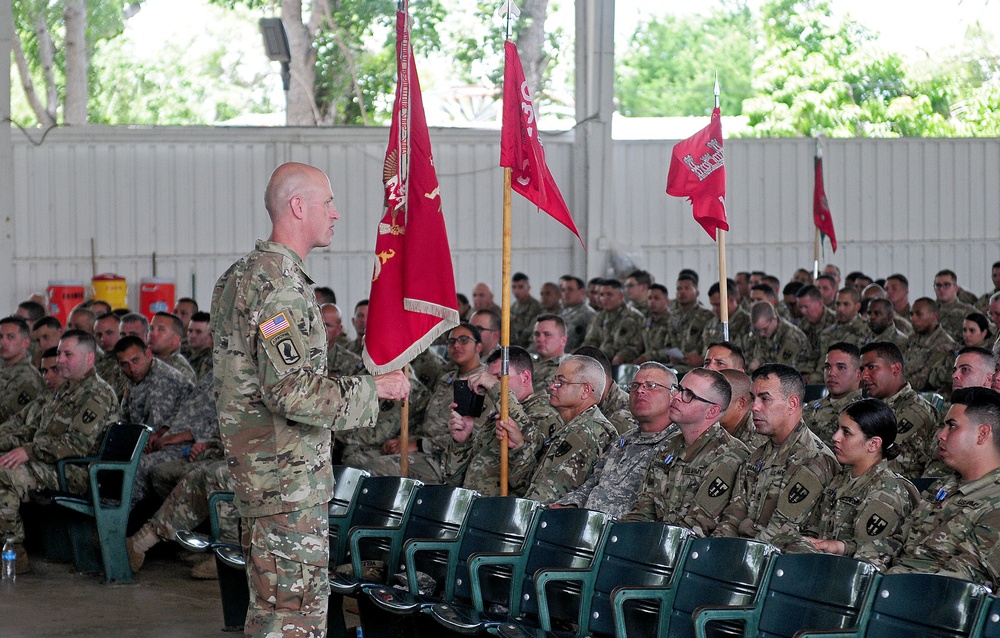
[272,336,301,365]
[259,312,292,339]
[855,500,900,540]
[776,468,824,521]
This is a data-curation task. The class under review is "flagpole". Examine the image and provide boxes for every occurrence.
[398,0,411,478]
[813,136,822,279]
[500,167,512,496]
[400,364,410,476]
[713,75,730,341]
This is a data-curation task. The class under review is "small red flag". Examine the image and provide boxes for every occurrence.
[813,154,837,252]
[500,40,584,248]
[666,107,729,240]
[363,9,460,374]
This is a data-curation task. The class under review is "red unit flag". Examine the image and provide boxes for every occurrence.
[813,155,837,252]
[666,107,729,240]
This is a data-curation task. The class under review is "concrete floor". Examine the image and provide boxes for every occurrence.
[1,549,361,637]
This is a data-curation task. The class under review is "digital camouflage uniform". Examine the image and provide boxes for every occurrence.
[513,404,614,503]
[132,370,219,504]
[148,458,238,544]
[906,326,957,393]
[0,358,44,424]
[160,349,197,382]
[668,303,715,373]
[510,296,542,349]
[744,319,812,374]
[890,468,1000,590]
[327,344,364,378]
[938,298,978,344]
[95,353,129,399]
[728,410,768,452]
[774,460,919,571]
[187,347,214,381]
[805,388,863,448]
[560,302,596,352]
[623,423,750,537]
[531,356,562,395]
[0,368,120,543]
[599,384,638,435]
[582,305,645,363]
[120,358,194,430]
[700,306,752,355]
[363,363,487,484]
[640,313,675,364]
[211,239,380,638]
[864,324,910,351]
[555,425,674,518]
[883,383,939,477]
[713,421,840,544]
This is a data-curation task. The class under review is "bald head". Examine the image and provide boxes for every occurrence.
[264,162,339,259]
[265,162,328,219]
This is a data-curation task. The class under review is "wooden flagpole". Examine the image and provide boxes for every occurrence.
[400,364,409,476]
[499,168,512,496]
[398,0,412,478]
[714,75,730,340]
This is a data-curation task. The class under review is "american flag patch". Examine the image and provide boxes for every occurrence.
[259,312,291,339]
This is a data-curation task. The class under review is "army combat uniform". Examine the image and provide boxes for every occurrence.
[864,324,910,351]
[531,356,562,395]
[555,425,675,518]
[510,296,542,349]
[560,302,596,352]
[121,358,194,430]
[700,306,752,354]
[728,410,768,452]
[211,239,380,638]
[668,303,715,373]
[743,319,813,374]
[713,421,839,544]
[599,384,639,435]
[160,349,197,382]
[805,389,862,448]
[890,468,1000,590]
[146,459,238,545]
[906,326,957,393]
[0,357,44,424]
[0,368,119,544]
[774,460,919,571]
[582,305,645,363]
[883,384,939,477]
[639,312,675,364]
[623,423,749,536]
[326,344,365,378]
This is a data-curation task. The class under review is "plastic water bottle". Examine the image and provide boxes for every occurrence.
[2,537,15,581]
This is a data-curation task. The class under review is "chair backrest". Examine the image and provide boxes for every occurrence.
[329,465,370,518]
[449,496,540,603]
[380,485,477,579]
[753,553,879,638]
[96,421,152,503]
[333,476,422,565]
[804,384,829,402]
[862,573,989,638]
[976,595,1000,638]
[668,537,777,638]
[588,522,692,637]
[918,391,946,416]
[516,507,610,618]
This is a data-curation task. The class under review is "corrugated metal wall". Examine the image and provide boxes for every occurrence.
[8,127,1000,316]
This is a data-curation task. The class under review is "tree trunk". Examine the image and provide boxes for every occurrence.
[30,9,59,119]
[516,0,549,103]
[282,0,321,125]
[11,34,56,127]
[63,0,88,124]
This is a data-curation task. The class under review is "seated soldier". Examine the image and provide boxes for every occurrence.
[573,346,637,435]
[907,297,958,393]
[0,348,64,453]
[552,363,678,517]
[719,368,767,450]
[149,312,197,381]
[701,279,752,354]
[321,303,364,377]
[0,317,44,423]
[774,398,918,572]
[703,341,747,372]
[184,312,214,380]
[581,279,644,366]
[668,272,715,373]
[623,367,749,536]
[890,387,1000,590]
[865,298,910,350]
[743,302,812,374]
[497,355,615,503]
[94,312,129,397]
[530,314,567,393]
[509,272,542,349]
[558,275,595,351]
[0,331,120,573]
[713,364,840,543]
[634,284,674,366]
[30,316,63,368]
[805,342,863,447]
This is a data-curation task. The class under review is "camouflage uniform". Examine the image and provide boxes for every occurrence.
[120,358,193,430]
[531,356,562,395]
[211,239,380,637]
[582,305,645,363]
[700,306,752,355]
[0,368,120,543]
[864,324,910,351]
[148,459,238,544]
[555,425,675,518]
[599,385,638,435]
[513,404,614,503]
[890,468,1000,590]
[938,298,978,344]
[729,410,768,451]
[160,349,197,382]
[623,423,750,537]
[894,315,914,336]
[187,347,214,381]
[800,307,837,357]
[743,319,812,374]
[640,313,675,364]
[668,303,715,373]
[713,421,840,543]
[774,460,918,571]
[977,289,999,314]
[0,358,44,424]
[883,384,939,477]
[510,297,542,349]
[560,302,596,352]
[805,389,863,448]
[906,326,957,393]
[346,336,364,357]
[132,370,220,504]
[0,389,53,451]
[95,353,129,399]
[327,344,364,378]
[410,347,446,391]
[338,376,428,471]
[819,315,869,352]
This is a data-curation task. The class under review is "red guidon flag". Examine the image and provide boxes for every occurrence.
[363,9,459,374]
[666,107,729,240]
[500,40,584,248]
[813,154,837,251]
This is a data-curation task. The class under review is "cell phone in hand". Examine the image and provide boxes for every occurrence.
[453,379,486,418]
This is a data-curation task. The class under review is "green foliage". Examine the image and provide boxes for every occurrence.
[616,2,753,117]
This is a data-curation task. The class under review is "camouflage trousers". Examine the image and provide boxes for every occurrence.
[242,505,330,638]
[364,452,444,484]
[339,445,384,471]
[132,444,188,505]
[0,461,60,543]
[149,459,238,544]
[150,448,225,499]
